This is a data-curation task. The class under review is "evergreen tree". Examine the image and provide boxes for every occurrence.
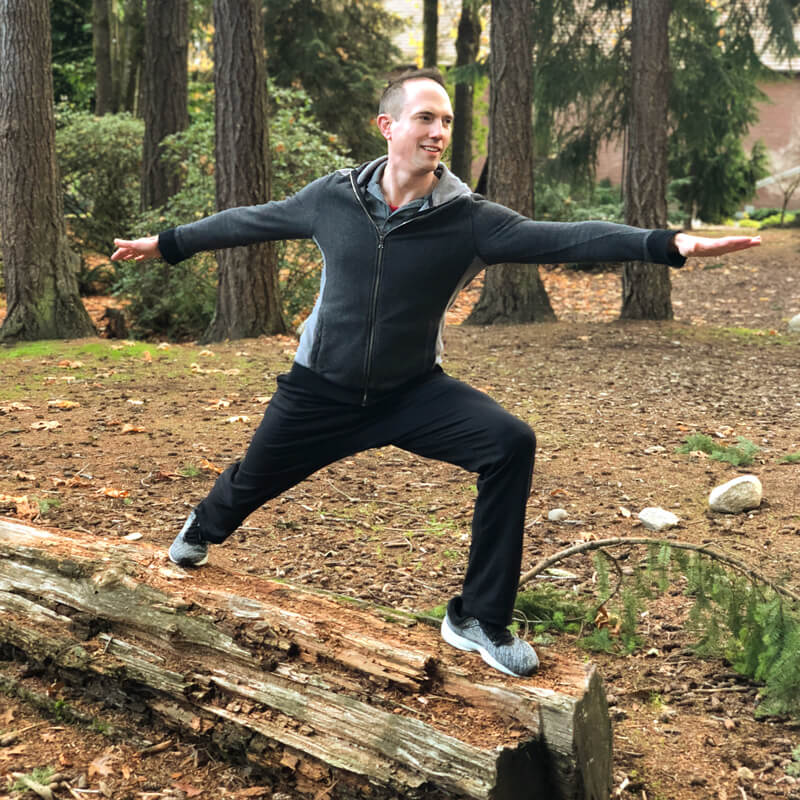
[140,0,190,210]
[668,0,771,225]
[0,0,95,341]
[423,0,439,67]
[465,0,556,325]
[263,0,402,158]
[450,0,484,184]
[205,0,286,341]
[51,0,94,109]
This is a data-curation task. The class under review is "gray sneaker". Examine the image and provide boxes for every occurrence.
[168,510,208,567]
[440,598,539,678]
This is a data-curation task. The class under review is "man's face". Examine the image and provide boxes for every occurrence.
[378,79,454,175]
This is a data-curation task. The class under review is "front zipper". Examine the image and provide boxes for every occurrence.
[348,171,454,405]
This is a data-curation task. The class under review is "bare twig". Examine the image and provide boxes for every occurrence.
[519,536,800,604]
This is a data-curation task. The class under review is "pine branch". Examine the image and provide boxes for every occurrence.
[519,537,800,604]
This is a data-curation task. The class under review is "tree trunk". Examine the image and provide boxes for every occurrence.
[140,0,189,210]
[0,518,613,800]
[423,0,439,67]
[120,0,145,114]
[451,0,482,183]
[465,0,556,325]
[203,0,286,342]
[0,0,95,342]
[620,0,673,321]
[92,0,114,114]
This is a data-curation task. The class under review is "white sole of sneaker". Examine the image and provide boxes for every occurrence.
[440,615,520,678]
[168,552,208,567]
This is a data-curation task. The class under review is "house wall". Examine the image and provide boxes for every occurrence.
[595,75,800,211]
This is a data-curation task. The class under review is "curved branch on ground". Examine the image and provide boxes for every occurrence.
[519,537,800,604]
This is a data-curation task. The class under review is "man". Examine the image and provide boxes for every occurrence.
[112,68,759,678]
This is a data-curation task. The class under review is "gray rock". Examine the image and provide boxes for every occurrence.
[638,507,680,532]
[789,313,800,332]
[548,508,568,522]
[709,475,762,513]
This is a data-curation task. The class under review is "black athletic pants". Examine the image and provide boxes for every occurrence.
[194,368,536,627]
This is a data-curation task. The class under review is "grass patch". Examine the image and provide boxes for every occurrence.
[780,453,800,464]
[9,766,55,794]
[677,433,760,467]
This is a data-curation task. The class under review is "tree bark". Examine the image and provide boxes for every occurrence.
[140,0,189,210]
[120,0,145,114]
[0,518,613,800]
[620,0,673,321]
[465,0,556,325]
[423,0,439,67]
[92,0,114,114]
[203,0,286,342]
[0,0,95,342]
[450,0,482,183]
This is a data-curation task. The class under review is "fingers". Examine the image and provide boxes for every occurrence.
[110,236,159,262]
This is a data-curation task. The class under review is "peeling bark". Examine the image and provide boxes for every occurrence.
[0,518,611,799]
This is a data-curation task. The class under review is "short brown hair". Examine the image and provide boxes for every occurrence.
[378,68,447,119]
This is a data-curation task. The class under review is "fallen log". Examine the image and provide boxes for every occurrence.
[0,517,612,799]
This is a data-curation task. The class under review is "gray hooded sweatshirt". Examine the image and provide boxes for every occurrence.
[158,157,685,404]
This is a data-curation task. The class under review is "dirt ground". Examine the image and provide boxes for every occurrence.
[1,228,799,800]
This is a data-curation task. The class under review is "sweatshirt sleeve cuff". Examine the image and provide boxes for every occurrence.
[157,229,183,265]
[647,229,687,268]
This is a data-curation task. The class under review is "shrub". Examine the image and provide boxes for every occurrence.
[55,108,143,267]
[117,83,349,339]
[676,433,760,467]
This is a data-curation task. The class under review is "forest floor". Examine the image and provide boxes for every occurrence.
[1,227,799,800]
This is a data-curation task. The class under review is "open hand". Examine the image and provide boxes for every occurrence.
[673,232,761,258]
[111,236,161,262]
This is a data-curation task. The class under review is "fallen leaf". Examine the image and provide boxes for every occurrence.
[47,399,80,409]
[0,401,33,413]
[199,458,223,474]
[198,349,215,357]
[619,506,632,518]
[0,493,36,519]
[173,783,203,797]
[57,360,83,369]
[594,604,609,629]
[96,487,130,498]
[153,470,180,482]
[253,395,272,404]
[88,750,116,778]
[225,415,250,424]
[30,420,61,431]
[14,471,35,481]
[127,399,144,406]
[120,424,147,434]
[142,350,153,362]
[157,342,170,350]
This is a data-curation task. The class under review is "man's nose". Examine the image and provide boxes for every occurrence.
[429,119,444,138]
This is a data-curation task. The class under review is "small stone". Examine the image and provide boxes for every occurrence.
[788,313,800,332]
[123,532,143,541]
[644,445,666,455]
[737,766,755,784]
[709,475,762,514]
[548,508,568,522]
[638,507,680,532]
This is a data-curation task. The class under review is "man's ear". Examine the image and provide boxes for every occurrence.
[376,113,393,141]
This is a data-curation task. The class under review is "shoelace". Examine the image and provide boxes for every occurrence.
[479,621,514,647]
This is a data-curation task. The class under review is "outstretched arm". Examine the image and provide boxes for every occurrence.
[111,236,161,262]
[672,232,761,258]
